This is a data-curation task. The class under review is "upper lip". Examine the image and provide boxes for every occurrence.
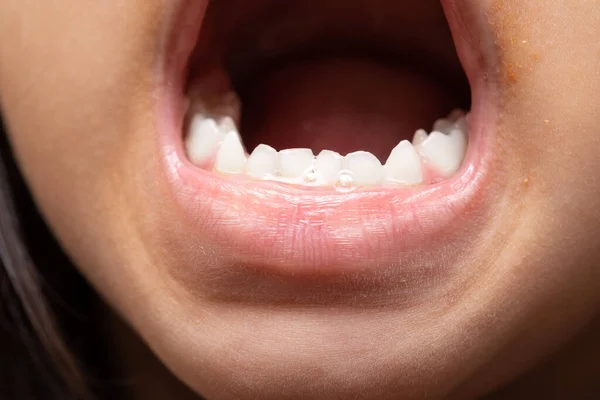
[155,0,498,282]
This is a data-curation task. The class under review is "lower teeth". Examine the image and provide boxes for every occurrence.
[184,88,469,189]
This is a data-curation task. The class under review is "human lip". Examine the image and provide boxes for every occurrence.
[154,0,498,277]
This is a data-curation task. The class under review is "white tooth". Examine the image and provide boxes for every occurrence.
[246,144,278,178]
[416,129,467,177]
[188,102,209,118]
[315,150,343,185]
[214,92,242,123]
[218,116,237,134]
[186,116,225,165]
[278,148,315,178]
[344,151,383,186]
[188,73,241,121]
[413,129,429,147]
[433,118,454,134]
[214,131,247,174]
[447,109,465,122]
[453,116,469,134]
[384,141,424,185]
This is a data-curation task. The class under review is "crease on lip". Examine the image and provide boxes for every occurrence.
[155,0,498,274]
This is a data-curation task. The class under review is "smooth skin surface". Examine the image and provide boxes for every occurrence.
[1,0,599,399]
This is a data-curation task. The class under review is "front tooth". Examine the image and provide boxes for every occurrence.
[186,116,224,165]
[344,151,383,186]
[413,129,429,147]
[315,150,343,185]
[278,148,315,178]
[214,131,247,174]
[384,141,423,185]
[246,144,278,178]
[416,129,467,176]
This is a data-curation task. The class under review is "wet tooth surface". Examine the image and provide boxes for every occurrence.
[214,131,247,173]
[384,141,424,185]
[315,150,344,185]
[416,130,467,176]
[186,116,224,165]
[246,144,278,178]
[278,148,315,178]
[413,129,429,147]
[344,151,383,186]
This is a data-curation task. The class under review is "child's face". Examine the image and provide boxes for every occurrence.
[1,0,599,398]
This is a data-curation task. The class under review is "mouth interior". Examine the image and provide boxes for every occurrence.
[183,0,472,189]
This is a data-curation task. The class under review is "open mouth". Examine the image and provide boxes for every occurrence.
[185,0,471,188]
[158,0,496,276]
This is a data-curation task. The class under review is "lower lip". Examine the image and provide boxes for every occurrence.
[155,0,497,276]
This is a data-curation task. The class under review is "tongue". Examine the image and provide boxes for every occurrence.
[241,58,456,160]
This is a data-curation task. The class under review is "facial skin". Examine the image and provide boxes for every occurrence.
[1,1,599,399]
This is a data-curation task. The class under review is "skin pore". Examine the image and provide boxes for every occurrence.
[0,0,599,399]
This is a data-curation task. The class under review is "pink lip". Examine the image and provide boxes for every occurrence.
[155,0,497,277]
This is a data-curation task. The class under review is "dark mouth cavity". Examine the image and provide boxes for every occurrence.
[185,0,471,158]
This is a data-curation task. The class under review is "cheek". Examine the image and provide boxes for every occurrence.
[466,0,600,386]
[488,0,600,181]
[484,0,600,234]
[0,1,170,306]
